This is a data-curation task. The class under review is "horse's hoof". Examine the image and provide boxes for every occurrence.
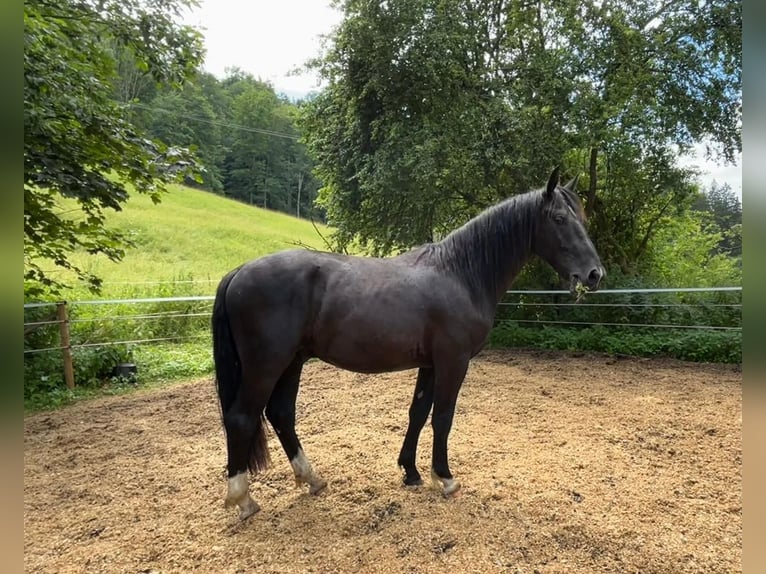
[430,469,461,497]
[442,480,462,498]
[228,494,259,520]
[309,480,328,495]
[403,476,423,487]
[238,498,260,520]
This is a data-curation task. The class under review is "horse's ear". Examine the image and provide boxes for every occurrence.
[564,174,580,192]
[545,166,560,198]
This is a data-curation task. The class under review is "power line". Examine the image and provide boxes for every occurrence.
[127,102,301,141]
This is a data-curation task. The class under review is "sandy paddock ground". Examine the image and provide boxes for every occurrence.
[24,349,741,574]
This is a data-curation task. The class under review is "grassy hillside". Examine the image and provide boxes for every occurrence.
[54,184,331,299]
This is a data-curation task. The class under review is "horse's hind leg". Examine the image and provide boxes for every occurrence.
[224,353,294,519]
[223,391,268,518]
[265,355,327,495]
[397,367,435,486]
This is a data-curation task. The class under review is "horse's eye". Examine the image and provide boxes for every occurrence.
[554,214,565,224]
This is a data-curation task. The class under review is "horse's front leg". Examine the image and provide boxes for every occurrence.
[397,367,435,485]
[430,357,469,497]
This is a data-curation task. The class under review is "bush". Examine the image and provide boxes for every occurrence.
[488,322,741,364]
[493,274,741,364]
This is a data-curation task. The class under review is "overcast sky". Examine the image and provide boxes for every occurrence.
[182,0,742,200]
[183,0,341,97]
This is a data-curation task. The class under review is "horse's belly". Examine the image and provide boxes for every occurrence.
[312,330,430,374]
[322,354,423,374]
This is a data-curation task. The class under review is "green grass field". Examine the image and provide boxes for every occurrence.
[52,183,331,299]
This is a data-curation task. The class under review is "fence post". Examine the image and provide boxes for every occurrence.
[57,302,75,389]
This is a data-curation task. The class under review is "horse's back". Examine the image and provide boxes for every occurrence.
[225,248,434,316]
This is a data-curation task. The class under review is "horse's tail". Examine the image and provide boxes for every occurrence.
[212,267,243,418]
[212,266,271,474]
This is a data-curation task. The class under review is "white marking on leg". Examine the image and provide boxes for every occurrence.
[226,472,248,505]
[225,472,260,519]
[291,449,327,495]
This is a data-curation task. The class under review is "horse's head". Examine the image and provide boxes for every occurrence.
[533,167,605,294]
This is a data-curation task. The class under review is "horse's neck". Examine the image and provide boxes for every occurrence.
[436,197,535,310]
[485,229,532,305]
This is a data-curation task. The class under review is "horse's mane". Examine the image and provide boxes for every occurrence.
[417,188,547,304]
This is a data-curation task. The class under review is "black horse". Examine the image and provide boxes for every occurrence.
[212,167,604,519]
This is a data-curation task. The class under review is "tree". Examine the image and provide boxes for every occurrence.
[302,0,537,254]
[213,72,322,216]
[692,181,742,257]
[224,78,284,206]
[24,0,204,297]
[301,0,741,275]
[144,84,226,191]
[642,208,741,287]
[125,67,324,221]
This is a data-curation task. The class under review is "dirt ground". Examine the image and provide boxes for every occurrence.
[24,349,741,574]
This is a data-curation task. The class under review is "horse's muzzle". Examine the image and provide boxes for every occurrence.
[570,266,605,293]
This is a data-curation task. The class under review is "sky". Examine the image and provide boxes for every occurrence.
[182,0,342,98]
[182,0,742,200]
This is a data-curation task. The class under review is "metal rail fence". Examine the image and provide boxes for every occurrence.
[498,286,742,331]
[24,287,741,388]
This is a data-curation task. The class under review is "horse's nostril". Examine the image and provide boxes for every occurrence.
[588,267,603,284]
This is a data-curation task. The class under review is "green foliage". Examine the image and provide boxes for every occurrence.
[24,341,211,412]
[494,264,741,364]
[302,0,544,254]
[24,0,204,298]
[143,85,225,191]
[129,68,324,220]
[489,323,741,364]
[584,145,700,275]
[301,0,741,271]
[24,307,134,410]
[692,181,742,257]
[43,183,332,293]
[133,341,213,382]
[216,72,323,217]
[24,326,210,413]
[73,346,134,385]
[641,208,741,286]
[23,294,207,411]
[498,275,741,330]
[24,311,67,400]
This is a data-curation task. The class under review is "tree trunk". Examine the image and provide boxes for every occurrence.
[297,172,304,218]
[586,146,598,218]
